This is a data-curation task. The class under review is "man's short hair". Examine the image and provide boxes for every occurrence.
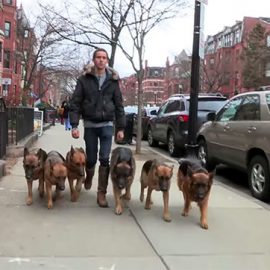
[92,48,109,60]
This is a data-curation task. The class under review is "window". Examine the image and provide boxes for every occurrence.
[4,50,11,68]
[4,21,11,38]
[267,35,270,47]
[265,62,270,77]
[164,100,185,113]
[217,97,242,121]
[5,0,12,4]
[24,30,29,38]
[0,42,2,62]
[234,95,260,121]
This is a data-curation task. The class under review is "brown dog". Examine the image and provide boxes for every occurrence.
[44,151,67,209]
[177,157,214,229]
[66,146,86,202]
[140,159,174,222]
[110,147,135,215]
[23,147,47,205]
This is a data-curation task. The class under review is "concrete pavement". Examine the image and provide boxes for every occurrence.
[0,124,270,269]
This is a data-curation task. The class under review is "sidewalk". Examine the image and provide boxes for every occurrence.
[0,124,270,269]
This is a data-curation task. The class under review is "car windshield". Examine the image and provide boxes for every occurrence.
[186,99,227,112]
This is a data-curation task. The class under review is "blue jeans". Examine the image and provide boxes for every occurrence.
[84,126,113,168]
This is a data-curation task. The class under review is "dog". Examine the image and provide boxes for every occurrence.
[177,157,214,229]
[140,159,174,222]
[110,147,135,215]
[23,147,47,205]
[44,151,67,209]
[66,146,86,202]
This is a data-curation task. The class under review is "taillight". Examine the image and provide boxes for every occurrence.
[178,114,189,122]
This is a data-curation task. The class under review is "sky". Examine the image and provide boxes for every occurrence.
[17,0,270,77]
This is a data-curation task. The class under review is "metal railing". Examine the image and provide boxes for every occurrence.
[7,107,34,145]
[0,98,8,159]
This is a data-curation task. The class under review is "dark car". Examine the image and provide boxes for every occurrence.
[133,106,159,139]
[147,94,227,157]
[197,90,270,201]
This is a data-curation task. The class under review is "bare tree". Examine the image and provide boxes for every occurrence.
[39,0,135,67]
[117,0,188,154]
[17,6,87,105]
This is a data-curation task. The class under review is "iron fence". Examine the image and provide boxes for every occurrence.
[7,107,34,145]
[0,98,8,159]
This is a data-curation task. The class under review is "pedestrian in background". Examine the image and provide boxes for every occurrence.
[61,97,71,130]
[69,48,125,207]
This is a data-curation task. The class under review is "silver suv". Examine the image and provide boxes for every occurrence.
[197,90,270,201]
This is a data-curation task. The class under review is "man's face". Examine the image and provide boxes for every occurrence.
[93,51,108,70]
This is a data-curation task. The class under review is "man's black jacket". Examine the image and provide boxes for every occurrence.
[69,65,126,131]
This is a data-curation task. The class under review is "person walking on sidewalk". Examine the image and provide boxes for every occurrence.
[69,48,125,207]
[61,97,71,130]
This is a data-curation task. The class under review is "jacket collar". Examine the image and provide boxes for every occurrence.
[83,64,119,80]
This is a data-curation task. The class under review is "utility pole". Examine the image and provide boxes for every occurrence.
[186,0,205,156]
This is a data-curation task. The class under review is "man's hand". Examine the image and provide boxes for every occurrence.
[116,130,124,141]
[71,128,80,139]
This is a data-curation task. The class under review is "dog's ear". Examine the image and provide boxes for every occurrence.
[79,147,85,155]
[187,167,193,178]
[179,162,189,176]
[169,165,174,177]
[49,160,53,176]
[208,171,214,185]
[70,146,75,156]
[37,148,47,162]
[24,147,29,158]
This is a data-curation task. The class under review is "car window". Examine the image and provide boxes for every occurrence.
[157,102,168,116]
[164,100,185,113]
[149,109,157,115]
[266,93,270,111]
[217,97,242,122]
[234,95,260,121]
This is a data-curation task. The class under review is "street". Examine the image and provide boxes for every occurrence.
[0,124,270,270]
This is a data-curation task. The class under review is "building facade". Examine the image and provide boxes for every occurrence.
[204,17,270,97]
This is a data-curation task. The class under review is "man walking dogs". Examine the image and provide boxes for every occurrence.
[69,48,125,207]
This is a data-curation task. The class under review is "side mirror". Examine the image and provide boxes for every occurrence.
[207,112,216,121]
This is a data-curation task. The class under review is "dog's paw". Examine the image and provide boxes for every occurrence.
[139,194,144,202]
[200,220,209,230]
[71,193,78,202]
[181,211,188,217]
[163,215,172,222]
[121,193,131,200]
[47,202,53,209]
[115,205,123,215]
[26,197,33,206]
[144,204,151,210]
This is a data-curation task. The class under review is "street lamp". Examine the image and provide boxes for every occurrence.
[186,0,204,156]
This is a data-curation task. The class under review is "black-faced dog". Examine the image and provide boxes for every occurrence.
[66,146,86,202]
[110,147,136,215]
[23,147,47,205]
[177,157,214,229]
[140,159,174,222]
[44,151,67,209]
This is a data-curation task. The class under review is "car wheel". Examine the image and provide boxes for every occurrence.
[248,155,270,202]
[198,139,216,171]
[147,128,158,147]
[168,132,180,157]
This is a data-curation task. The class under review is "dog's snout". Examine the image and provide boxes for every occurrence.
[159,180,169,191]
[118,178,126,189]
[58,185,65,191]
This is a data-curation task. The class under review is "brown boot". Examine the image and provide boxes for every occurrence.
[97,166,109,207]
[84,166,95,190]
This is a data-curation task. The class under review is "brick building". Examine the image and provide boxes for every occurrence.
[1,0,22,105]
[204,17,270,97]
[0,0,4,93]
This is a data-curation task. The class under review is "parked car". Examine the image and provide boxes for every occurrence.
[133,106,159,139]
[197,90,270,201]
[147,94,227,156]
